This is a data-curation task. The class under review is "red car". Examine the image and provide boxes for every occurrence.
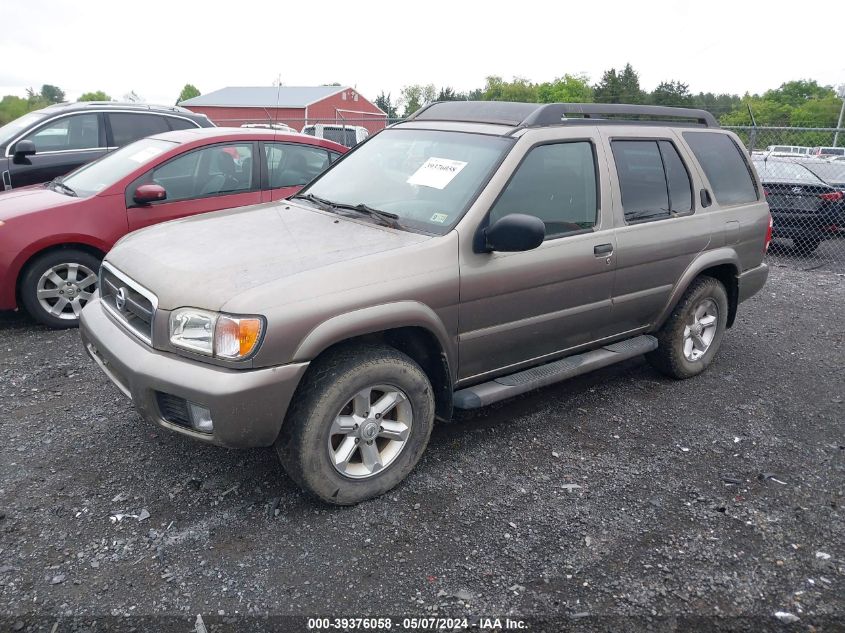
[0,128,346,328]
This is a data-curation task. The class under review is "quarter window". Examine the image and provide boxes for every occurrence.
[166,117,198,131]
[265,143,331,188]
[611,140,693,223]
[22,114,101,152]
[683,131,758,206]
[489,141,598,238]
[108,113,170,147]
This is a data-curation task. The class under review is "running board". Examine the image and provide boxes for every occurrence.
[453,335,658,409]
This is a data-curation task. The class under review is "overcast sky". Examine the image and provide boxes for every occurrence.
[2,0,840,108]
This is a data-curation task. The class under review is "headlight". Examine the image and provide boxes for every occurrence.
[169,308,264,359]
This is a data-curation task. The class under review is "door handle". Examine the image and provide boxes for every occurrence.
[594,243,613,256]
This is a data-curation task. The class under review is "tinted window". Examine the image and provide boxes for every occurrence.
[683,132,758,205]
[490,142,597,238]
[265,143,331,188]
[23,113,101,152]
[108,113,170,146]
[611,141,670,222]
[143,143,254,202]
[166,117,197,131]
[660,141,692,214]
[322,127,357,147]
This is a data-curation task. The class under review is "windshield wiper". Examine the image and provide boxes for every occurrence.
[291,192,334,212]
[49,179,78,197]
[291,193,401,228]
[331,202,401,228]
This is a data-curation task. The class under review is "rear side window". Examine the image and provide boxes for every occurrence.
[611,140,692,223]
[265,142,331,188]
[108,113,170,146]
[166,117,197,131]
[683,132,758,205]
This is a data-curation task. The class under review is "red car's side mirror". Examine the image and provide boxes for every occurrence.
[133,183,167,205]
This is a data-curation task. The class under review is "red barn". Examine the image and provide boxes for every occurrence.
[180,86,387,134]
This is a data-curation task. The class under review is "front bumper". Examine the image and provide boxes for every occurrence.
[737,262,769,304]
[80,298,309,448]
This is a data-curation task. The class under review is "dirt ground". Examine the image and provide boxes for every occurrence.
[1,258,843,632]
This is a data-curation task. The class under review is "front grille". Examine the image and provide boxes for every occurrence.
[156,392,191,428]
[100,264,156,344]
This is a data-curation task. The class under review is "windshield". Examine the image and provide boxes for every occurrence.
[300,128,513,234]
[753,159,825,184]
[61,137,177,197]
[803,162,845,184]
[0,111,49,147]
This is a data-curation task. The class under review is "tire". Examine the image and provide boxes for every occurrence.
[646,276,728,380]
[19,249,101,329]
[275,344,435,505]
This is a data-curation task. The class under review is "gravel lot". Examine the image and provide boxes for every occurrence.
[1,256,843,632]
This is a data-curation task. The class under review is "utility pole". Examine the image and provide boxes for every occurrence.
[834,84,845,147]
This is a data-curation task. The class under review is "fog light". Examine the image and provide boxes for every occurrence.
[187,402,213,434]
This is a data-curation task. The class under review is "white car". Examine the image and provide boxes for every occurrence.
[301,123,369,147]
[240,123,297,133]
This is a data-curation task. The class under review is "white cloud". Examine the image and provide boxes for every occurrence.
[0,0,836,107]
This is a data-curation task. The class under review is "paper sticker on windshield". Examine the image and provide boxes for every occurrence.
[128,147,164,163]
[407,157,467,189]
[430,212,448,224]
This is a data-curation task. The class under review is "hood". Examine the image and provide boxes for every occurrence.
[106,201,432,311]
[0,184,84,222]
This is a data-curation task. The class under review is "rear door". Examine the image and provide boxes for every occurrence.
[9,112,106,187]
[125,141,261,231]
[260,141,334,202]
[603,130,711,331]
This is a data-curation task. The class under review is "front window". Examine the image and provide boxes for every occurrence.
[301,128,513,234]
[22,113,101,152]
[0,111,49,147]
[62,137,177,196]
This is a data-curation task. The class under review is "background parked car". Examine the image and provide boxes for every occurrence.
[809,146,845,158]
[0,102,214,190]
[301,123,369,147]
[241,122,297,133]
[753,157,845,251]
[0,127,346,327]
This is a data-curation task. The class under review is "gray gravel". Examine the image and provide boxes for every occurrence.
[0,259,843,631]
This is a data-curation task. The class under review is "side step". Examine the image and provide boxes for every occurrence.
[453,335,658,409]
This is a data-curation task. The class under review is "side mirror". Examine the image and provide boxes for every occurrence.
[13,140,36,160]
[133,183,167,205]
[483,214,546,252]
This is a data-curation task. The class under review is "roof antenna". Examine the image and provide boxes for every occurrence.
[274,72,283,138]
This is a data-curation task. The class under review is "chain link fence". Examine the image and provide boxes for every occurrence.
[725,125,845,261]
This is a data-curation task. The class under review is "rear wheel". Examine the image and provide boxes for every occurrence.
[19,249,101,329]
[275,344,435,505]
[646,276,728,379]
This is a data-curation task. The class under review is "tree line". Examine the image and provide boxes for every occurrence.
[374,64,843,130]
[0,84,201,126]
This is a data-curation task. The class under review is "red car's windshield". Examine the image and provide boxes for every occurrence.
[60,138,178,197]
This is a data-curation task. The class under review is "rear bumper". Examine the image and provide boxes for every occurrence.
[79,298,309,448]
[737,262,768,304]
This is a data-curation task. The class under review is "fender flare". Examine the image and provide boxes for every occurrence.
[292,300,456,369]
[653,248,740,329]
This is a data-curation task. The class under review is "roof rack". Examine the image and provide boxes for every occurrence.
[407,101,719,129]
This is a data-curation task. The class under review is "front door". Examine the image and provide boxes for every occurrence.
[458,138,618,382]
[126,142,261,231]
[10,113,106,187]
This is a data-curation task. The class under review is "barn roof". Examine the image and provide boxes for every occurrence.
[179,86,348,108]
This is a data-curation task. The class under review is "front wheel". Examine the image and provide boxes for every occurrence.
[646,276,728,379]
[19,249,101,329]
[275,344,435,505]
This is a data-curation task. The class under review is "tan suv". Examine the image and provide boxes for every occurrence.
[80,102,771,505]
